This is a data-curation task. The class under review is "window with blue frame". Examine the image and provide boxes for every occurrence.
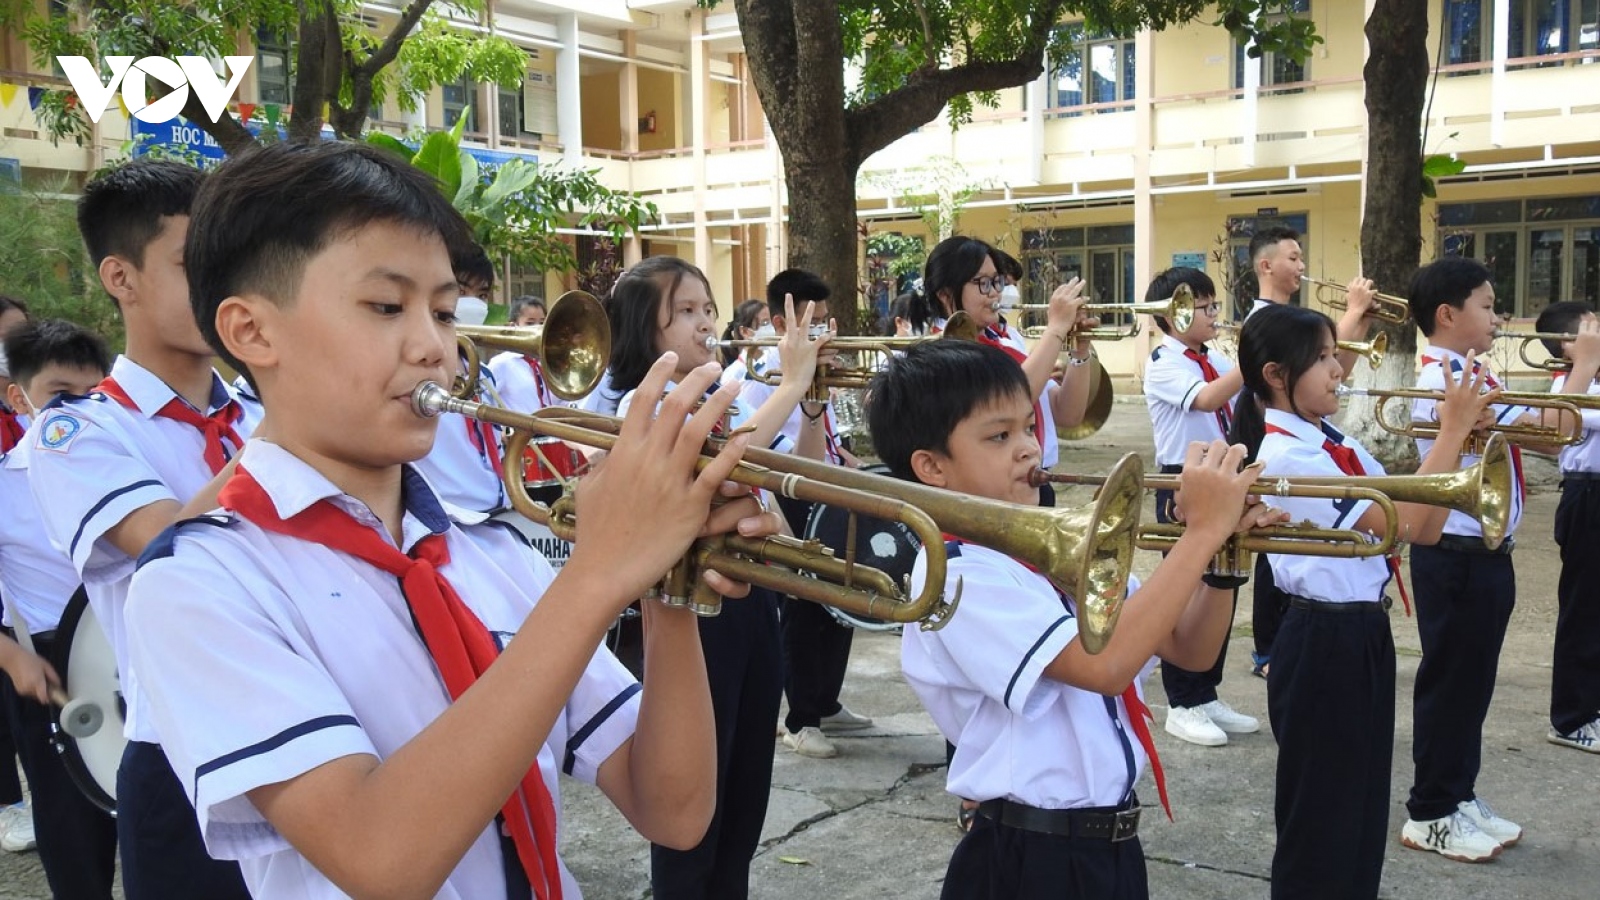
[1440,195,1600,317]
[442,77,480,134]
[1233,0,1311,90]
[1050,24,1136,113]
[1445,0,1600,68]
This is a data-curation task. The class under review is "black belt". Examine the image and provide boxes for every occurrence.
[975,798,1141,841]
[1561,471,1600,484]
[1433,534,1515,556]
[1289,596,1385,614]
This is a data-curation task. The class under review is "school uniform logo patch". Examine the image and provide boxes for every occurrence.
[36,413,84,453]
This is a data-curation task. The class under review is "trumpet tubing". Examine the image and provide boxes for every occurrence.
[1021,283,1196,341]
[710,333,948,402]
[1492,328,1578,372]
[1337,385,1589,449]
[1303,276,1411,325]
[411,382,1147,651]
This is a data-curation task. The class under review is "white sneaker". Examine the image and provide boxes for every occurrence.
[1164,705,1228,746]
[1195,699,1260,734]
[820,705,874,732]
[1458,798,1522,847]
[782,726,838,759]
[0,802,36,853]
[1400,810,1503,862]
[1548,718,1600,754]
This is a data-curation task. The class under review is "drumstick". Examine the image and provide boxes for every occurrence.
[8,617,71,706]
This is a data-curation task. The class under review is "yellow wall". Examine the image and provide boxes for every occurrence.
[581,70,622,150]
[637,68,680,152]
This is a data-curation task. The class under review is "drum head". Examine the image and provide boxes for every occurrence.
[802,465,921,632]
[48,588,121,815]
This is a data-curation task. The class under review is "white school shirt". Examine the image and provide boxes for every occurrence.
[1550,373,1600,474]
[903,540,1154,810]
[1144,335,1235,466]
[1246,299,1275,320]
[578,370,623,416]
[0,433,83,634]
[126,440,639,900]
[487,349,561,412]
[1257,408,1391,604]
[1412,346,1526,538]
[25,356,260,743]
[735,347,844,465]
[983,321,1062,469]
[414,363,509,514]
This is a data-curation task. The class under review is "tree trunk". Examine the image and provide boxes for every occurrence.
[1343,0,1431,471]
[785,154,866,331]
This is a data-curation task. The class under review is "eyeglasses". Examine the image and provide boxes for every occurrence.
[968,276,1005,295]
[1196,303,1221,316]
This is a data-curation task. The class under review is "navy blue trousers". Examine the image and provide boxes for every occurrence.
[651,588,783,900]
[775,495,854,733]
[1552,479,1600,734]
[941,813,1149,900]
[118,740,251,900]
[1267,603,1394,900]
[1154,467,1234,707]
[1406,543,1515,821]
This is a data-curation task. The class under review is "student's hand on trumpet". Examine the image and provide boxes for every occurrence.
[1343,276,1378,320]
[775,294,834,388]
[1434,350,1501,446]
[1045,278,1095,352]
[1171,441,1288,543]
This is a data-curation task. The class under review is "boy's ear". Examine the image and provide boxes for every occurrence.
[214,295,276,375]
[770,313,787,333]
[909,448,948,487]
[97,256,137,307]
[4,382,26,413]
[1434,302,1456,331]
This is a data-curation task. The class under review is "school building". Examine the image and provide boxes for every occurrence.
[2,0,1598,377]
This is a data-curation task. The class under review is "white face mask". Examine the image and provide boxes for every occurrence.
[997,284,1022,311]
[753,323,777,339]
[0,345,9,379]
[455,296,490,327]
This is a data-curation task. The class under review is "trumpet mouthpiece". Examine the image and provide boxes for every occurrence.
[411,381,451,418]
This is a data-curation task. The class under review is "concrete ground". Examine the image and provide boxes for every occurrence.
[4,399,1597,898]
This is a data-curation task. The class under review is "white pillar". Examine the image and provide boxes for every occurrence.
[1491,0,1509,147]
[1026,71,1047,185]
[1242,51,1260,168]
[690,9,711,270]
[557,13,583,163]
[1132,28,1156,379]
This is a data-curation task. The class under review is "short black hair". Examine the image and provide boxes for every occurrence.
[1146,267,1216,334]
[0,295,30,320]
[186,142,473,387]
[3,318,111,387]
[868,340,1031,483]
[1408,256,1492,337]
[923,236,993,318]
[508,294,546,321]
[1248,226,1300,266]
[991,247,1023,282]
[77,160,203,269]
[766,268,829,318]
[454,243,496,291]
[606,256,712,396]
[1535,301,1594,359]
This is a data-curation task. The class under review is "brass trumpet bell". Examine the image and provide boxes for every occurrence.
[455,290,611,401]
[1336,331,1388,370]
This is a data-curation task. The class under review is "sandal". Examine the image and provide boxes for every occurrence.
[957,800,978,833]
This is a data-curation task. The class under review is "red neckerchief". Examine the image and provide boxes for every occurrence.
[1263,422,1411,615]
[0,406,24,454]
[220,466,564,900]
[97,376,242,475]
[1419,355,1525,501]
[941,534,1172,820]
[1182,346,1234,437]
[976,322,1048,454]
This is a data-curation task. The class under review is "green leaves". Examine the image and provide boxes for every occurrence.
[1420,153,1466,199]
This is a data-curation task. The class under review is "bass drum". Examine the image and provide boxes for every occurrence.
[801,465,923,632]
[48,588,122,815]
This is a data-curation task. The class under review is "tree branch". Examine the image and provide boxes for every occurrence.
[845,56,1040,165]
[358,0,433,78]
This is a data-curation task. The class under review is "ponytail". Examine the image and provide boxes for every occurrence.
[1228,384,1267,464]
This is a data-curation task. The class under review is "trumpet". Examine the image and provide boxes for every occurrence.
[1302,276,1412,324]
[1207,326,1388,370]
[1041,432,1513,568]
[709,332,946,403]
[1336,385,1590,450]
[410,382,1148,652]
[1021,283,1197,340]
[1493,328,1578,372]
[455,291,611,401]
